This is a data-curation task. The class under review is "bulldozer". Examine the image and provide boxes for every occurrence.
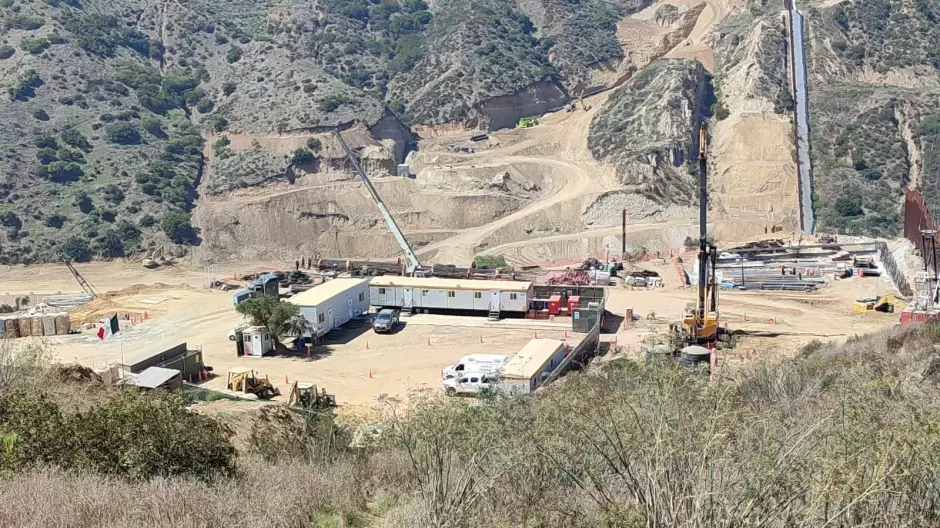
[853,295,907,314]
[227,367,281,399]
[287,380,336,410]
[670,123,726,351]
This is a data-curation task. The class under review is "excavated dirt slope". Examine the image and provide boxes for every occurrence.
[192,0,799,267]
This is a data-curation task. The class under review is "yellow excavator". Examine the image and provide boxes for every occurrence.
[673,123,723,348]
[853,295,907,313]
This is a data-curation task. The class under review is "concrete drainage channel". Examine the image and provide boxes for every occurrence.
[787,0,816,234]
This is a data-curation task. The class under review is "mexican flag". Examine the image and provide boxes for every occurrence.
[97,314,119,340]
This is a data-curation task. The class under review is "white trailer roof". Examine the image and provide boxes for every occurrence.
[369,275,532,292]
[503,338,566,379]
[287,278,369,307]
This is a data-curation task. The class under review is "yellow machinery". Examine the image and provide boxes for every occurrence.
[674,123,722,347]
[287,381,336,410]
[227,367,280,399]
[853,295,906,313]
[517,117,539,128]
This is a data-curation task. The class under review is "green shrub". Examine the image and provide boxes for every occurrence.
[291,148,315,165]
[0,391,235,480]
[161,212,197,244]
[43,161,84,183]
[75,191,94,213]
[195,98,214,113]
[58,236,92,261]
[221,82,237,96]
[5,15,44,30]
[100,184,124,204]
[44,214,66,229]
[141,116,166,138]
[0,211,22,230]
[306,138,322,151]
[31,108,49,121]
[58,148,85,164]
[36,148,58,165]
[94,230,124,257]
[226,45,243,63]
[0,46,14,60]
[7,69,42,101]
[104,122,141,145]
[139,214,156,228]
[60,128,92,151]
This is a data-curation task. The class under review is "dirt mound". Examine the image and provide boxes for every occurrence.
[55,365,103,384]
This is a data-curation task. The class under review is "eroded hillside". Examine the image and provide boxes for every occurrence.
[807,0,940,236]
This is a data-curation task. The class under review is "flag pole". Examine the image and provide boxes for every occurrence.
[120,339,125,380]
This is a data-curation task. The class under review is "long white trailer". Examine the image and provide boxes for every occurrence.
[369,276,532,317]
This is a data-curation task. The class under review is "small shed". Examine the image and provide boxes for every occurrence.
[237,326,274,357]
[126,366,183,390]
[287,278,370,339]
[499,338,568,394]
[120,341,204,380]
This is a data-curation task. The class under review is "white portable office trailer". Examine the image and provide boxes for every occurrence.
[499,338,568,394]
[287,278,370,338]
[369,276,532,315]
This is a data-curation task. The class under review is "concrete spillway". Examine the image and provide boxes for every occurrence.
[788,3,816,233]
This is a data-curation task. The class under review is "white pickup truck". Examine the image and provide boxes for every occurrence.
[441,374,498,396]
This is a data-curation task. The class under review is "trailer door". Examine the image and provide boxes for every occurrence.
[490,290,501,311]
[327,307,334,331]
[403,287,413,311]
[347,297,354,319]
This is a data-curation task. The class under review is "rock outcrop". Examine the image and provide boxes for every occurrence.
[588,58,707,205]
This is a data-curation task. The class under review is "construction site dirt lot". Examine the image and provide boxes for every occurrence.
[10,274,573,417]
[1,255,902,415]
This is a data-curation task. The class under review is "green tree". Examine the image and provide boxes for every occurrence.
[100,184,124,204]
[60,128,92,151]
[291,148,315,165]
[44,161,84,183]
[161,212,197,244]
[222,82,237,96]
[94,230,125,258]
[59,236,92,262]
[104,122,141,145]
[306,137,322,152]
[235,295,302,347]
[226,45,243,63]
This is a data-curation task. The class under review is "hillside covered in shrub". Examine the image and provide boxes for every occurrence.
[6,323,940,526]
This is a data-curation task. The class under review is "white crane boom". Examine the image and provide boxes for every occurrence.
[331,129,421,274]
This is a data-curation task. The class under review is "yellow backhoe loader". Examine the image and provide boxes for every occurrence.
[226,367,280,399]
[287,381,336,410]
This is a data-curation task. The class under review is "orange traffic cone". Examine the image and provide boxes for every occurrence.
[480,335,484,343]
[743,312,747,321]
[427,336,431,346]
[144,311,149,320]
[533,331,539,339]
[366,340,370,350]
[368,369,373,379]
[285,375,289,384]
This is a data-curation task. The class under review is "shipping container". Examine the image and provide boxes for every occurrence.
[287,278,370,339]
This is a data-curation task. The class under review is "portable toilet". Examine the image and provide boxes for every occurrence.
[567,295,580,315]
[547,295,562,315]
[240,326,274,357]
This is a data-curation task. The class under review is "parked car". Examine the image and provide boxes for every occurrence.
[372,308,400,333]
[227,323,251,341]
[442,354,509,379]
[441,373,498,396]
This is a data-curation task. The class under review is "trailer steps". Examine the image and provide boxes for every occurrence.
[487,310,500,321]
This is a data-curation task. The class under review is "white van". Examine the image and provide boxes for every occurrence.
[441,373,498,396]
[442,354,510,379]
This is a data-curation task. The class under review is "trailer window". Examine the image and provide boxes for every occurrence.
[318,313,325,323]
[447,291,456,298]
[378,288,386,295]
[470,377,479,383]
[474,292,482,299]
[422,290,429,296]
[358,293,364,302]
[510,293,518,300]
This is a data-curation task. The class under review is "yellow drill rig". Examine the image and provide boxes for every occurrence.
[675,123,722,347]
